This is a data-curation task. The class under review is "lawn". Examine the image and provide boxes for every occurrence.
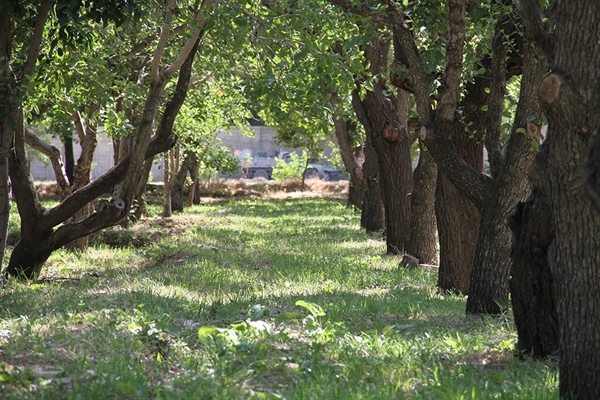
[0,197,558,399]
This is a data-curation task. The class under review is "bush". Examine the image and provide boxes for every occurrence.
[271,151,308,183]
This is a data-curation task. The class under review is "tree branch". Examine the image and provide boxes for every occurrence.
[163,0,213,79]
[21,0,53,85]
[24,128,72,199]
[485,15,511,178]
[516,0,554,60]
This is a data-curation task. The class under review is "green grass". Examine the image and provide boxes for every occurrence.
[0,198,558,399]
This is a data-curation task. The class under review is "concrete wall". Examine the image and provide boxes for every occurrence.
[29,131,165,182]
[28,126,289,183]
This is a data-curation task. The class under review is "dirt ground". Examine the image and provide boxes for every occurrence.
[34,178,350,202]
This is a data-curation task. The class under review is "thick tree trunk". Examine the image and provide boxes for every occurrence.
[406,143,437,264]
[436,126,483,294]
[518,1,600,397]
[466,41,543,314]
[356,39,412,251]
[508,144,558,358]
[361,84,412,253]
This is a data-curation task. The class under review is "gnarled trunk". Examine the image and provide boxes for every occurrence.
[406,143,437,264]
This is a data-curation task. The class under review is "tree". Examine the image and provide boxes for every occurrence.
[328,0,544,311]
[517,0,600,397]
[5,0,211,279]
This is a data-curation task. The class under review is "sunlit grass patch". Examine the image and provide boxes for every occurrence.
[1,197,558,399]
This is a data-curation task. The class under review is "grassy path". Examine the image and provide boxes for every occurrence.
[0,199,557,399]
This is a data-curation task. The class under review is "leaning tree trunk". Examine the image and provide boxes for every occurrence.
[6,12,203,279]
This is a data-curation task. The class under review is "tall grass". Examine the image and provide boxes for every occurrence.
[0,198,557,399]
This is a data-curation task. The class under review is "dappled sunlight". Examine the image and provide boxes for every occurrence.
[2,197,558,398]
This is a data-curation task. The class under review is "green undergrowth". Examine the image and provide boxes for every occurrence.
[0,199,558,399]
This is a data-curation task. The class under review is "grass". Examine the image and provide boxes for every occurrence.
[0,197,558,399]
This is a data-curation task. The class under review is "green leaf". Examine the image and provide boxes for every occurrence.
[198,326,221,341]
[0,371,11,382]
[481,105,488,111]
[277,312,305,321]
[382,325,395,336]
[516,127,527,134]
[295,300,326,317]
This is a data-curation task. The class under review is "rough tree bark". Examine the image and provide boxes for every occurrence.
[406,142,437,265]
[508,141,558,358]
[519,1,600,397]
[0,0,52,268]
[357,38,413,253]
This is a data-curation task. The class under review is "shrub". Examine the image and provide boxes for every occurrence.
[271,151,308,183]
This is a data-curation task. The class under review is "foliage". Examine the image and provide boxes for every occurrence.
[271,151,309,183]
[0,197,558,399]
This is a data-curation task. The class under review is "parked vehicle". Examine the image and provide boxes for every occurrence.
[303,158,341,181]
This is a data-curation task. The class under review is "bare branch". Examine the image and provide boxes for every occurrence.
[150,0,178,82]
[164,0,214,79]
[24,128,72,199]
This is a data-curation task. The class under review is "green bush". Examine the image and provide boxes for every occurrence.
[271,151,308,183]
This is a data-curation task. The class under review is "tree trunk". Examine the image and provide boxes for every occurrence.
[64,135,74,185]
[188,153,199,207]
[329,91,365,209]
[508,144,558,358]
[162,149,173,218]
[435,129,482,294]
[352,91,384,233]
[406,143,437,264]
[356,38,412,251]
[171,151,191,212]
[466,39,543,315]
[518,1,600,397]
[434,37,486,295]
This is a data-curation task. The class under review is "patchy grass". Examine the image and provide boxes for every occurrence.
[0,196,557,399]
